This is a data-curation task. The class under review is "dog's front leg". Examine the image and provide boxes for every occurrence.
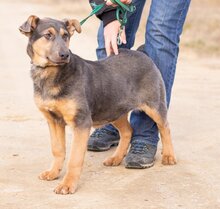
[39,111,66,181]
[54,126,90,195]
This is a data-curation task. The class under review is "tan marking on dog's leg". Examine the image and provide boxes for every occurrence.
[140,105,176,165]
[54,127,90,195]
[103,114,132,166]
[38,111,66,181]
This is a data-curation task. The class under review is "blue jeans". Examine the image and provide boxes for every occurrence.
[96,0,191,146]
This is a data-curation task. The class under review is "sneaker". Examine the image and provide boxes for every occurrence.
[87,127,120,151]
[125,140,157,169]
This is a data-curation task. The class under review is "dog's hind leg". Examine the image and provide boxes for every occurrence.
[38,111,66,181]
[140,104,176,165]
[103,114,132,166]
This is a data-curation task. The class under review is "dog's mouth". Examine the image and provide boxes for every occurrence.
[47,57,70,65]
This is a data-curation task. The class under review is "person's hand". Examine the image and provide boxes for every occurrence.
[105,0,132,6]
[104,20,126,56]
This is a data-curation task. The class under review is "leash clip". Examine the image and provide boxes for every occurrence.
[117,26,124,45]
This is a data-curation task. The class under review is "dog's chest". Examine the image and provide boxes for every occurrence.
[34,94,78,125]
[31,66,64,98]
[35,96,58,112]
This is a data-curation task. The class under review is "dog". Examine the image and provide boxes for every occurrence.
[19,15,176,195]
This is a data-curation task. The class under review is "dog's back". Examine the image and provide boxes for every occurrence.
[82,49,165,125]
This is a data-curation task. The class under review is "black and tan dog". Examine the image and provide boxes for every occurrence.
[19,15,176,195]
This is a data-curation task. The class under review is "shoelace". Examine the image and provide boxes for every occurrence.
[129,141,151,154]
[90,128,116,138]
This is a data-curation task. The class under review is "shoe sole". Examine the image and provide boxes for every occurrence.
[87,142,119,152]
[125,161,154,169]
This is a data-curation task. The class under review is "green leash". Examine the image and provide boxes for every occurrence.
[80,0,136,45]
[112,0,136,44]
[80,3,105,26]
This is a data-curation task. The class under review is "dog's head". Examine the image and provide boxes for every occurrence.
[19,15,81,67]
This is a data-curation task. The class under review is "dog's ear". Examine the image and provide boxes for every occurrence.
[63,19,81,36]
[19,15,40,37]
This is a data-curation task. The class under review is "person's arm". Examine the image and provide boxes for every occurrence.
[89,0,129,56]
[89,0,117,27]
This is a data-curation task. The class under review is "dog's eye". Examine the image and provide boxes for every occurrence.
[62,33,69,41]
[44,33,53,40]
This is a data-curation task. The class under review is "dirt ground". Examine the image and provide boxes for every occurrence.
[0,1,220,209]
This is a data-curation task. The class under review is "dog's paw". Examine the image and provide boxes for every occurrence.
[103,156,123,166]
[54,182,77,195]
[38,170,59,181]
[162,154,177,165]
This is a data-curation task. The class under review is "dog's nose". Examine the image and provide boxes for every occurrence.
[59,51,69,60]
